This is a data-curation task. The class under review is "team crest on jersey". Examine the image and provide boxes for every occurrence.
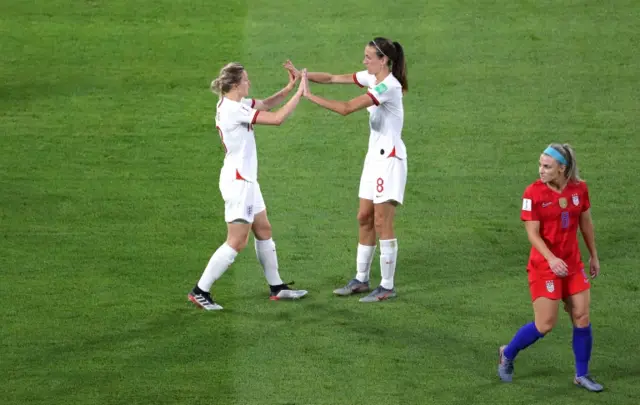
[374,83,388,94]
[559,197,568,208]
[546,280,555,293]
[572,193,580,206]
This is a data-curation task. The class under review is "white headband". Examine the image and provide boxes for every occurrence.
[372,40,387,58]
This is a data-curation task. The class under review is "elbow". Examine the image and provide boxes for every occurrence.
[578,218,593,233]
[340,101,359,116]
[581,222,594,235]
[339,106,351,116]
[270,111,286,126]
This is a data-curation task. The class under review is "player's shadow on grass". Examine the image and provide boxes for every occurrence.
[599,363,640,385]
[516,365,566,379]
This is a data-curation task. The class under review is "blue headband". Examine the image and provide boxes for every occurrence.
[543,146,568,165]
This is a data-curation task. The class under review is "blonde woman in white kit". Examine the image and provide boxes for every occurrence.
[188,63,309,310]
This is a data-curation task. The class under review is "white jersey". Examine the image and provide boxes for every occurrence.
[353,71,406,160]
[215,97,260,182]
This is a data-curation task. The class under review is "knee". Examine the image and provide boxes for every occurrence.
[534,317,557,335]
[227,233,250,252]
[253,223,272,240]
[373,210,391,233]
[357,210,374,228]
[572,311,590,328]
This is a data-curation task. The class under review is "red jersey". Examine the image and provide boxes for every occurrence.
[520,179,591,277]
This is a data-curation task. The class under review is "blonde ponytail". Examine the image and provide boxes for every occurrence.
[548,143,581,182]
[210,62,244,96]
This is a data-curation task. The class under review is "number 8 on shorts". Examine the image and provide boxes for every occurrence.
[358,157,407,205]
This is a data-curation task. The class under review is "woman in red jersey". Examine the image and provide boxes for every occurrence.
[498,143,603,392]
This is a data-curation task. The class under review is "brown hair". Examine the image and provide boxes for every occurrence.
[369,37,408,92]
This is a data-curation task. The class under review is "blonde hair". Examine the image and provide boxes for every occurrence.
[547,143,581,182]
[210,62,244,95]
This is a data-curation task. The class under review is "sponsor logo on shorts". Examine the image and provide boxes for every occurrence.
[546,280,555,293]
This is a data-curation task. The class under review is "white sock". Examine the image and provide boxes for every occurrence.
[255,238,284,286]
[379,239,398,290]
[197,243,238,292]
[355,243,376,282]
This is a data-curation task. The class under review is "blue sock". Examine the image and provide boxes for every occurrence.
[573,324,592,377]
[504,322,545,360]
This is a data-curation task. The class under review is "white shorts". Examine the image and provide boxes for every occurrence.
[358,156,407,204]
[219,179,266,223]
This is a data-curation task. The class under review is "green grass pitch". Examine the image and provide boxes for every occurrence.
[1,0,639,404]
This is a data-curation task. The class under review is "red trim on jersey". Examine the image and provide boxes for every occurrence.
[387,146,396,158]
[366,91,380,106]
[251,98,256,108]
[236,170,246,181]
[251,111,260,125]
[353,73,364,88]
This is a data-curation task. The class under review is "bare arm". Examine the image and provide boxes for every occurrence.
[307,72,354,84]
[254,70,297,111]
[284,59,354,84]
[253,70,306,126]
[579,209,598,259]
[254,83,294,111]
[524,221,555,261]
[301,66,374,116]
[524,220,568,276]
[579,208,601,278]
[305,93,373,116]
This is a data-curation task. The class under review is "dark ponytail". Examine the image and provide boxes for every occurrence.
[369,37,408,93]
[392,41,407,92]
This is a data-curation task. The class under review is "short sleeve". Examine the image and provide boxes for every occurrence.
[520,186,539,221]
[582,183,591,212]
[353,71,370,88]
[240,98,256,108]
[234,103,260,125]
[366,81,398,106]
